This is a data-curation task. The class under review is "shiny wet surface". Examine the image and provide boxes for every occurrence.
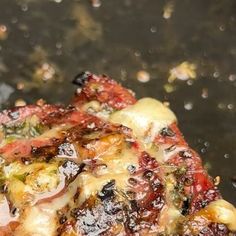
[0,0,235,204]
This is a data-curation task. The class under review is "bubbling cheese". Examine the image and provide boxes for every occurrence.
[110,98,176,143]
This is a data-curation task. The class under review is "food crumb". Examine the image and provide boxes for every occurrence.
[168,61,197,83]
[91,0,101,8]
[136,70,150,83]
[0,24,8,40]
[36,98,46,106]
[17,82,25,90]
[214,176,221,186]
[164,83,176,93]
[163,1,174,19]
[15,99,26,107]
[163,101,170,107]
[201,88,208,99]
[34,63,56,82]
[184,101,193,111]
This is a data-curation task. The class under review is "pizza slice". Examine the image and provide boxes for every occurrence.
[0,72,235,236]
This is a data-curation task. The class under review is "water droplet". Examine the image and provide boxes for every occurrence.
[224,153,230,159]
[184,101,193,111]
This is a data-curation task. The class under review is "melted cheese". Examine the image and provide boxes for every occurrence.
[203,199,236,231]
[76,147,138,205]
[110,98,176,143]
[14,206,57,236]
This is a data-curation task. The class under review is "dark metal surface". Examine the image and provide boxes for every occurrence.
[0,0,235,204]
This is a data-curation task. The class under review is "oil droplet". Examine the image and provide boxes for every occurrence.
[213,71,220,78]
[218,103,226,110]
[224,153,230,159]
[184,101,193,111]
[21,4,28,12]
[204,141,210,147]
[227,104,234,110]
[231,176,236,188]
[136,70,150,83]
[229,74,236,82]
[120,69,127,81]
[11,17,18,24]
[187,79,194,86]
[0,25,8,40]
[150,26,157,33]
[91,0,101,8]
[201,88,208,99]
[219,25,225,31]
[134,51,141,57]
[56,42,62,49]
[54,0,63,3]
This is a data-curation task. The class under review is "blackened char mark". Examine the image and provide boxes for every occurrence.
[72,73,136,110]
[72,71,92,87]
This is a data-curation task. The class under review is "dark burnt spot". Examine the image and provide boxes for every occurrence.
[165,145,176,153]
[127,164,136,174]
[21,157,32,165]
[72,71,91,87]
[0,182,8,193]
[97,179,116,201]
[128,178,138,186]
[181,198,190,215]
[130,200,139,212]
[59,215,67,224]
[184,176,194,186]
[8,110,20,120]
[126,191,136,199]
[70,208,81,219]
[151,178,162,191]
[31,145,58,161]
[10,206,19,217]
[179,150,192,159]
[143,170,153,180]
[151,196,165,210]
[160,127,175,137]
